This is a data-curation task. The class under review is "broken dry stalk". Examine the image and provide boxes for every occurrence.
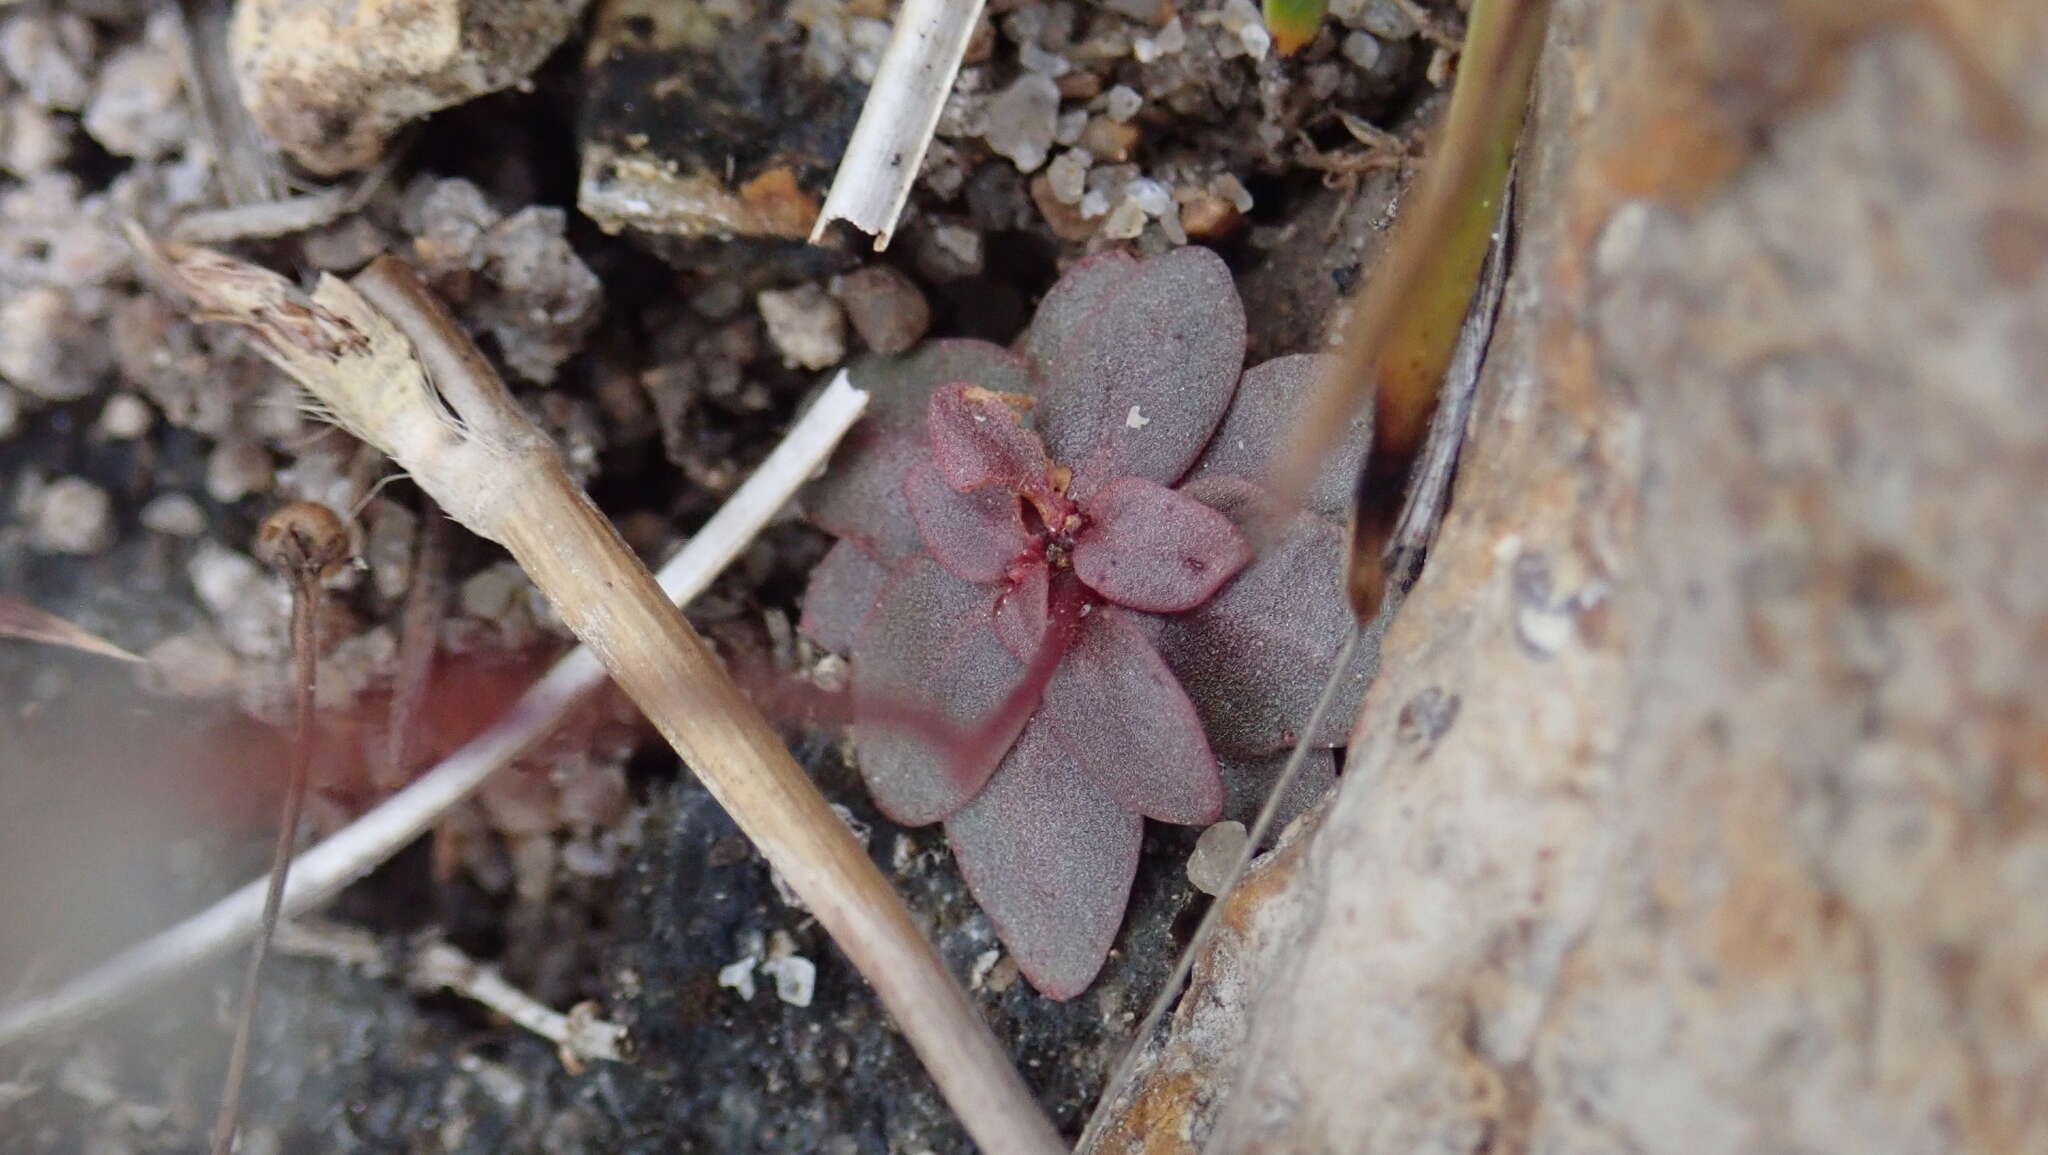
[0,358,862,1053]
[379,511,450,790]
[407,940,626,1072]
[212,501,350,1155]
[811,0,986,250]
[128,241,1061,1155]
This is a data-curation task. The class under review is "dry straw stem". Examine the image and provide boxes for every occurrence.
[115,241,1063,1155]
[810,0,987,250]
[0,258,865,1054]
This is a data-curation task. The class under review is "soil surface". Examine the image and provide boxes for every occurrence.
[0,1,1452,1150]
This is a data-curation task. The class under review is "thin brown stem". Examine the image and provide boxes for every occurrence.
[212,503,350,1155]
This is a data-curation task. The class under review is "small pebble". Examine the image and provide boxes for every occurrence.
[143,632,240,699]
[1187,820,1249,896]
[1054,106,1088,146]
[1125,177,1173,218]
[761,953,817,1008]
[1046,149,1091,205]
[922,222,985,279]
[29,476,113,554]
[1104,84,1143,123]
[1132,16,1186,63]
[1079,115,1139,163]
[1102,197,1148,240]
[757,284,848,370]
[0,386,20,441]
[718,955,758,1002]
[0,286,107,402]
[96,393,152,439]
[829,265,931,355]
[969,949,1001,990]
[205,439,274,503]
[140,493,207,537]
[982,72,1060,173]
[1357,0,1417,39]
[1343,30,1383,70]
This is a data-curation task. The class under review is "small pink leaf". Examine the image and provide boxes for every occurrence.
[1183,353,1364,519]
[993,561,1050,660]
[1041,606,1222,825]
[1038,247,1246,494]
[851,559,1029,824]
[903,459,1029,584]
[1151,478,1374,756]
[946,715,1142,1000]
[0,595,141,663]
[1071,477,1251,613]
[926,383,1057,501]
[805,341,1036,558]
[798,540,890,655]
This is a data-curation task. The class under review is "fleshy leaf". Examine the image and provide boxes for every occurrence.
[993,561,1050,661]
[1220,745,1336,831]
[1152,477,1376,756]
[926,383,1057,501]
[903,459,1029,584]
[1183,353,1366,520]
[1041,605,1222,825]
[1071,477,1251,613]
[1038,247,1247,494]
[1019,249,1140,375]
[804,340,1035,558]
[851,558,1029,824]
[798,539,890,655]
[945,714,1142,1000]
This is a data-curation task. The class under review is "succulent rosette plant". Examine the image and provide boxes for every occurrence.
[799,247,1372,997]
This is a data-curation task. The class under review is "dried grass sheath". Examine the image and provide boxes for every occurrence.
[139,241,1063,1155]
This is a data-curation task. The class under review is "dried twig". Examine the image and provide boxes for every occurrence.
[212,502,351,1155]
[271,923,626,1070]
[378,511,451,791]
[0,595,142,663]
[342,257,1061,1155]
[810,0,986,250]
[407,941,627,1072]
[0,357,864,1050]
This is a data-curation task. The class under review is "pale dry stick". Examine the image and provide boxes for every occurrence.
[270,924,626,1068]
[346,258,1063,1155]
[407,941,627,1071]
[0,361,866,1049]
[809,0,986,250]
[212,502,351,1155]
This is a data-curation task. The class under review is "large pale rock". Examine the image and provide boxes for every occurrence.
[1093,2,2048,1152]
[231,0,589,175]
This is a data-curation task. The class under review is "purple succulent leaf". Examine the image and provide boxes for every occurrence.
[798,539,890,655]
[945,713,1142,1000]
[851,557,1029,824]
[1183,353,1366,520]
[926,382,1058,499]
[1151,476,1376,756]
[1220,745,1336,831]
[1072,476,1252,613]
[903,459,1029,585]
[1018,249,1141,375]
[804,340,1036,559]
[993,560,1049,661]
[1041,605,1223,825]
[1037,247,1247,495]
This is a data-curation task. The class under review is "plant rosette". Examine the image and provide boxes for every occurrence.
[800,247,1372,997]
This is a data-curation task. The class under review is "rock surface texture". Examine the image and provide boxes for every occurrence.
[1092,2,2048,1151]
[231,0,590,174]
